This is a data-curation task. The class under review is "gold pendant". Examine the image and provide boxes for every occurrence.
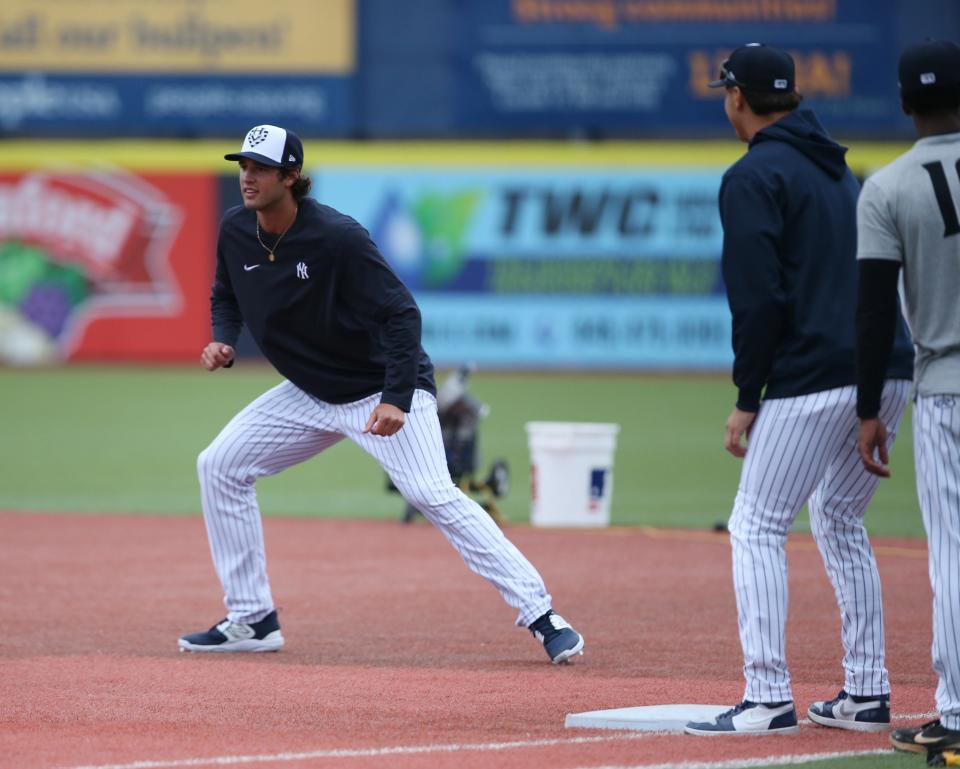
[268,252,275,262]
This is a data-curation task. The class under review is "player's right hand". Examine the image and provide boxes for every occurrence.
[857,417,891,478]
[724,407,756,458]
[201,342,235,371]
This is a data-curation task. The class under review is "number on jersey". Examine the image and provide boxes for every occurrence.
[923,160,960,237]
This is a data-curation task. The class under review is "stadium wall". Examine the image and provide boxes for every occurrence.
[0,140,909,368]
[1,1,958,139]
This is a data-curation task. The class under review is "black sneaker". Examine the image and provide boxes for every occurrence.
[892,719,960,754]
[528,610,583,664]
[178,610,284,652]
[685,700,799,735]
[808,689,891,733]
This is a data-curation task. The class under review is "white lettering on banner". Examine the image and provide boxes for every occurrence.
[474,52,676,112]
[0,169,182,363]
[416,295,733,368]
[0,74,121,130]
[144,84,326,119]
[0,176,136,275]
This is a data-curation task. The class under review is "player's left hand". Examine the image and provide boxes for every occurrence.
[724,407,757,458]
[857,417,891,478]
[364,403,406,436]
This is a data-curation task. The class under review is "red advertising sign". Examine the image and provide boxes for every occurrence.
[0,171,215,362]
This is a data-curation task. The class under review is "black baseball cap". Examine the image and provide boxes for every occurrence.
[708,43,796,93]
[224,124,304,168]
[898,40,960,108]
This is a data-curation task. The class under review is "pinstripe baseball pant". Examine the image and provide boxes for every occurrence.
[196,381,553,628]
[729,380,910,704]
[914,394,960,731]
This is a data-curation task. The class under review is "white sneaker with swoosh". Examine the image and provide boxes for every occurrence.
[685,700,799,735]
[808,689,890,732]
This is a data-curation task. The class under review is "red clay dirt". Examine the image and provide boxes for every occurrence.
[0,512,936,769]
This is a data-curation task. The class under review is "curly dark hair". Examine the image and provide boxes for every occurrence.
[280,168,313,202]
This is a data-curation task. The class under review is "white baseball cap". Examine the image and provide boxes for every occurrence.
[224,124,303,168]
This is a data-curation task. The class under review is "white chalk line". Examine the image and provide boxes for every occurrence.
[61,733,651,769]
[58,711,938,769]
[60,744,903,769]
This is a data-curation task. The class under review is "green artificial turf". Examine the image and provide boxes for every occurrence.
[0,365,925,538]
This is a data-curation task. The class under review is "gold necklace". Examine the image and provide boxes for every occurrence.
[255,208,297,262]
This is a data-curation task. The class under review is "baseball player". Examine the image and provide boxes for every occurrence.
[684,44,915,736]
[178,125,584,665]
[854,40,960,756]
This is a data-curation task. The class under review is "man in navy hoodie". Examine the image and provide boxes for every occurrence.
[685,44,914,736]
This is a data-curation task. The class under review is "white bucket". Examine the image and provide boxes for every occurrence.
[525,421,620,527]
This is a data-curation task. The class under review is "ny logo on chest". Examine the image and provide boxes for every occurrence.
[241,261,310,280]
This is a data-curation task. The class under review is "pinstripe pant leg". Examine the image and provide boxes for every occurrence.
[729,389,852,704]
[197,381,343,624]
[914,395,960,731]
[808,379,909,697]
[339,390,553,627]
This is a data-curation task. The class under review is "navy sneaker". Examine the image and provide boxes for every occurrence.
[178,610,284,653]
[808,689,890,732]
[528,610,583,664]
[685,700,799,736]
[891,719,960,754]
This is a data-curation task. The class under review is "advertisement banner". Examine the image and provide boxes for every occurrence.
[0,172,215,363]
[313,166,731,368]
[0,0,354,72]
[0,0,356,135]
[0,73,354,136]
[454,0,904,135]
[417,295,730,367]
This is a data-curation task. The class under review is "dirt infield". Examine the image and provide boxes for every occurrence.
[0,512,936,769]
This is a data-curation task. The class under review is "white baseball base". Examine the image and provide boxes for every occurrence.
[565,704,730,732]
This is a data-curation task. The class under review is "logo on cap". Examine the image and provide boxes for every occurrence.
[774,79,788,89]
[247,126,269,147]
[920,72,937,85]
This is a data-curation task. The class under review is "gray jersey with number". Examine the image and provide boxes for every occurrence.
[857,132,960,395]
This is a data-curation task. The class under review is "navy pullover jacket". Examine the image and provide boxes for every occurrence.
[719,109,913,411]
[211,198,436,411]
